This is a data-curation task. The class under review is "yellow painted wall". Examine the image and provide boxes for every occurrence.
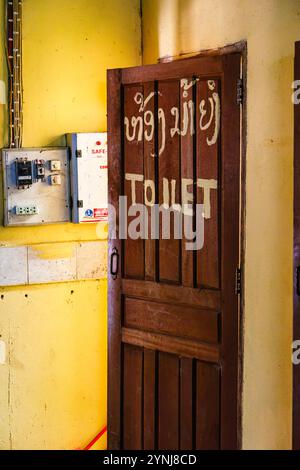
[142,0,299,450]
[0,0,141,449]
[0,281,107,450]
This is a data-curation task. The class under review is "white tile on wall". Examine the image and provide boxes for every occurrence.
[0,246,28,286]
[76,241,107,280]
[28,243,77,284]
[0,241,107,287]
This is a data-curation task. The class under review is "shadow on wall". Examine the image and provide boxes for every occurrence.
[157,0,179,60]
[147,0,211,62]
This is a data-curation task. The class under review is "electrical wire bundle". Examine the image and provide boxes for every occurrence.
[5,0,23,148]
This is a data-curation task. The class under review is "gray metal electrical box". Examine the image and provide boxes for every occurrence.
[2,147,70,226]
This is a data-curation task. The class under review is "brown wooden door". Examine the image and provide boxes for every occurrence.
[107,53,242,450]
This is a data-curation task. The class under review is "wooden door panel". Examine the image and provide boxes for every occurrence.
[123,297,220,343]
[122,327,220,364]
[122,78,221,289]
[121,346,221,450]
[122,278,221,310]
[108,52,241,450]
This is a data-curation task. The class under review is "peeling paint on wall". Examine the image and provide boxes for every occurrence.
[0,80,6,105]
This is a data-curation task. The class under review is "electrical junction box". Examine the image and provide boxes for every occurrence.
[2,147,70,226]
[67,132,108,223]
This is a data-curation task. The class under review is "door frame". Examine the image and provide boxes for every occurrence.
[293,40,300,450]
[107,41,247,450]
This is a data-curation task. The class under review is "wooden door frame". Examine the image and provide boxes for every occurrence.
[293,40,300,450]
[107,41,247,450]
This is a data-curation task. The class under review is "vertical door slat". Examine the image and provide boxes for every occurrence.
[196,79,220,289]
[124,84,145,279]
[123,344,143,449]
[144,82,157,281]
[180,357,194,449]
[158,352,179,449]
[143,349,156,449]
[196,361,220,450]
[181,78,195,287]
[158,80,181,284]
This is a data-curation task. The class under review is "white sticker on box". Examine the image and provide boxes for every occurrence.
[76,132,108,223]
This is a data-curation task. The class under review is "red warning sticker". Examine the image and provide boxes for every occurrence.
[94,208,108,221]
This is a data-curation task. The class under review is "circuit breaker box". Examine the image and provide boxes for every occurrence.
[67,132,108,223]
[2,147,70,226]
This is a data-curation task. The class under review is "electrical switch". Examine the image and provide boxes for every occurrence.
[50,174,61,185]
[15,158,33,188]
[50,160,61,171]
[35,159,45,181]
